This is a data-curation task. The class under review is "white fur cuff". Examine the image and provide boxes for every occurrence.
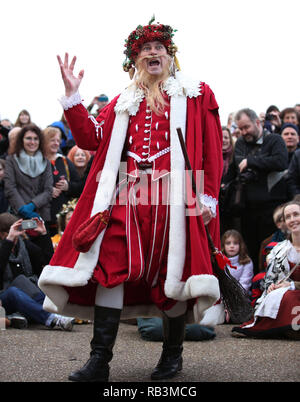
[59,91,82,110]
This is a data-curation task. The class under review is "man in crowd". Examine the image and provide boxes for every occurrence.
[225,108,288,273]
[38,18,223,382]
[280,123,300,164]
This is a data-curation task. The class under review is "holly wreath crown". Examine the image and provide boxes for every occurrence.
[123,15,180,77]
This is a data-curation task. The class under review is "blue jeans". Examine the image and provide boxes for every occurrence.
[0,287,53,326]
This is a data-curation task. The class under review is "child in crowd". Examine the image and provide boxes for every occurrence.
[221,229,254,295]
[221,230,254,322]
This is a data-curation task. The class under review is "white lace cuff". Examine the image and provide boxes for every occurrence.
[200,193,218,217]
[59,91,82,110]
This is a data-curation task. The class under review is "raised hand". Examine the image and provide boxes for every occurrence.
[57,53,84,97]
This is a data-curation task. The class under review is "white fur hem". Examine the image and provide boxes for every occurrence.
[200,302,225,326]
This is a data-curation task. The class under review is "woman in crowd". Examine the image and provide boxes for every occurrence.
[221,126,234,179]
[14,110,31,128]
[232,200,300,339]
[67,145,91,178]
[7,127,21,156]
[4,124,53,223]
[43,126,80,236]
[4,124,54,259]
[219,127,235,235]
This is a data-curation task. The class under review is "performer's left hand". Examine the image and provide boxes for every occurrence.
[201,205,213,225]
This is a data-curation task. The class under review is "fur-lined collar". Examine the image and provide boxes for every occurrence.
[114,71,202,116]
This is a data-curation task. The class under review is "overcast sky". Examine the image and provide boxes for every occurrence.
[1,0,299,128]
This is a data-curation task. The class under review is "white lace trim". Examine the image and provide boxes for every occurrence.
[59,91,83,110]
[163,72,202,98]
[114,72,202,116]
[114,86,145,116]
[199,193,218,217]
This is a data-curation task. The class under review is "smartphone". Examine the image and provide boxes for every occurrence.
[21,220,38,230]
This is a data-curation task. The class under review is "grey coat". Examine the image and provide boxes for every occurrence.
[4,155,53,221]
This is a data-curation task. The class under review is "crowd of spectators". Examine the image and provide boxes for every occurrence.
[0,98,105,330]
[0,99,299,340]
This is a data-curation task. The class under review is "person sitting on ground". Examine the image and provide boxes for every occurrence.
[232,200,300,339]
[0,213,74,330]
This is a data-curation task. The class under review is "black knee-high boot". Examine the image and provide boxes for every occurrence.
[151,312,186,380]
[69,305,121,382]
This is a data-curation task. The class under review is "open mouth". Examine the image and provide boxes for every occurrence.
[148,59,160,67]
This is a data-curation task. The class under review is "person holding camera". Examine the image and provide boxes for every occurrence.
[224,108,289,274]
[87,94,109,117]
[0,213,74,330]
[263,105,282,134]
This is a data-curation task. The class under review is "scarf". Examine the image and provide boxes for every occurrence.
[222,145,233,177]
[14,149,47,178]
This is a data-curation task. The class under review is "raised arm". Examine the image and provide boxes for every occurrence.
[57,53,84,97]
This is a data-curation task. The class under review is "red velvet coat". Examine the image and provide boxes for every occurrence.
[39,73,223,324]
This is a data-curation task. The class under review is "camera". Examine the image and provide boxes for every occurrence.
[21,219,38,230]
[239,168,258,184]
[265,113,277,121]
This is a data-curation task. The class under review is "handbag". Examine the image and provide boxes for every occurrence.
[72,209,110,253]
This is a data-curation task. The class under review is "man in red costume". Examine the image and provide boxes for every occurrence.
[39,18,223,382]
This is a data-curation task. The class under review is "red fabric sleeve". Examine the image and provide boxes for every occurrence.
[63,96,119,151]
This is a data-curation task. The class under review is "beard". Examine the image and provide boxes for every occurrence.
[133,54,172,115]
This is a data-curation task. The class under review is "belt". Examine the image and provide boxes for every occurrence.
[138,162,153,170]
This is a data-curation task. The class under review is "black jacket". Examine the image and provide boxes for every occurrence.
[225,131,289,207]
[0,234,52,290]
[287,148,300,197]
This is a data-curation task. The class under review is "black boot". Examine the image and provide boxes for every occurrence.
[151,312,186,380]
[69,305,121,382]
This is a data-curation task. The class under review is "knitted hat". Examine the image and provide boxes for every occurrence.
[123,16,179,77]
[280,123,299,135]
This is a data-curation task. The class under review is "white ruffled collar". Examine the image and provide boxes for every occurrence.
[114,72,202,116]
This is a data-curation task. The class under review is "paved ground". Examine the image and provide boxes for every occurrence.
[0,322,299,383]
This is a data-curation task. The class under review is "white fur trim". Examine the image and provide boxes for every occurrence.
[200,302,225,326]
[59,91,82,110]
[39,112,129,298]
[164,94,187,298]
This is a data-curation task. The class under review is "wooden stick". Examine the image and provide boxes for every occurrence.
[176,127,216,253]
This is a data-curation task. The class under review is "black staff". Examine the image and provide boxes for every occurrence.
[176,127,253,324]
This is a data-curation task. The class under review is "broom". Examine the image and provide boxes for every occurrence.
[176,128,253,324]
